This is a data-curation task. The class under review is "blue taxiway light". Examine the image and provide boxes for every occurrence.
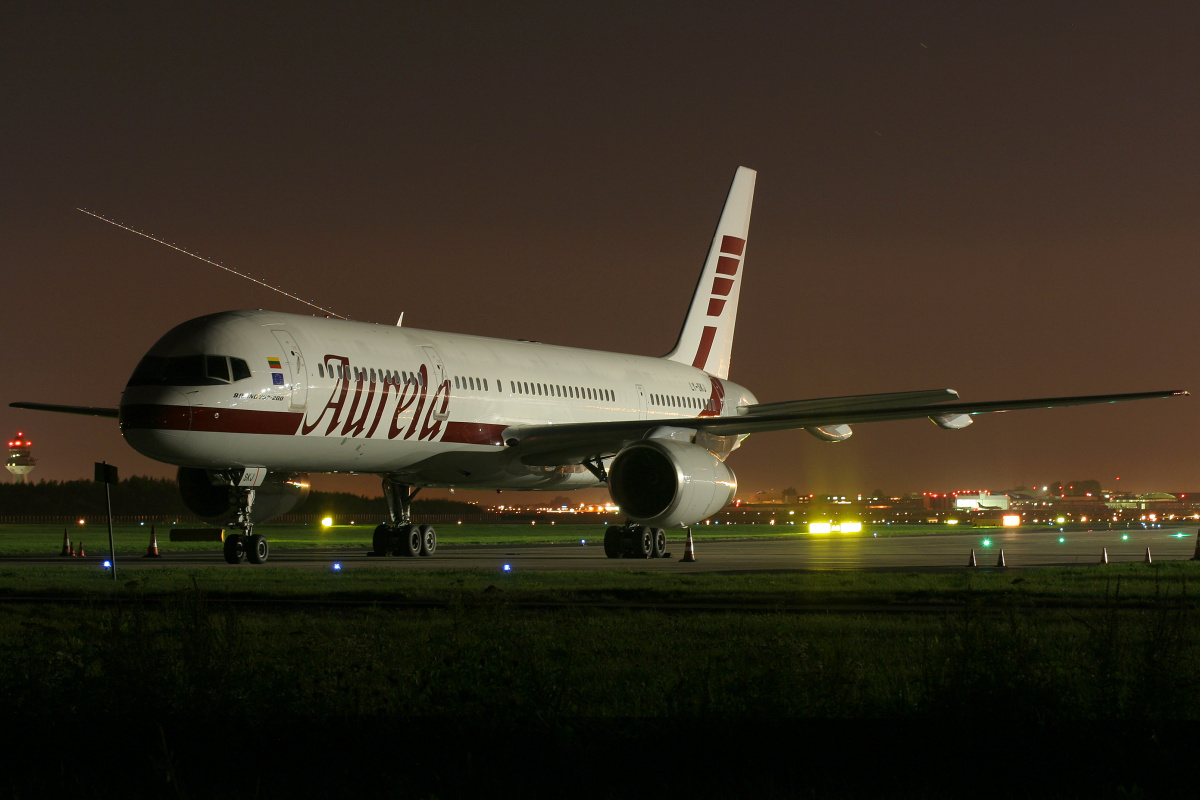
[332,563,342,572]
[102,560,112,569]
[503,564,512,573]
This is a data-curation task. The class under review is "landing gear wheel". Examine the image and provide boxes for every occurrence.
[223,534,246,564]
[652,528,667,558]
[627,525,653,559]
[246,533,269,564]
[398,524,421,557]
[418,524,437,556]
[372,524,392,557]
[603,526,621,559]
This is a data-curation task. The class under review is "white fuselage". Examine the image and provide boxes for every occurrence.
[120,310,757,490]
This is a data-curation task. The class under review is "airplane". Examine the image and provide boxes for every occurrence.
[12,166,1186,564]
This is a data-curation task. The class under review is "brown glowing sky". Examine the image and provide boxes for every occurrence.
[3,3,1198,500]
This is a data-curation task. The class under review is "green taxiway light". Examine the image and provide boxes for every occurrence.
[981,538,992,547]
[1058,536,1066,544]
[1122,534,1130,541]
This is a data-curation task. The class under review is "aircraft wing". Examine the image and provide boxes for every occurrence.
[9,402,119,418]
[506,389,1186,466]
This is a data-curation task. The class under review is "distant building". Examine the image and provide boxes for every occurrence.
[5,432,36,484]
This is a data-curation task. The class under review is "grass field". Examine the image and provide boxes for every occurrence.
[5,528,1200,797]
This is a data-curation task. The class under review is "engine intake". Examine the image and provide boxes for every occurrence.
[178,467,310,524]
[608,440,736,528]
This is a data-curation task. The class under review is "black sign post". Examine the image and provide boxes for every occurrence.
[94,462,118,580]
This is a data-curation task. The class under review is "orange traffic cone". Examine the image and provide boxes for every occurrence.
[77,542,85,558]
[1101,547,1109,565]
[996,549,1006,568]
[679,528,697,562]
[143,526,161,558]
[1144,547,1153,564]
[70,542,77,557]
[60,528,72,557]
[968,549,977,567]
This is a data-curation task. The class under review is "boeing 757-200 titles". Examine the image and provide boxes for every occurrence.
[12,167,1186,563]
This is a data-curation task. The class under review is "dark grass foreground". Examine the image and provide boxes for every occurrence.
[4,572,1200,797]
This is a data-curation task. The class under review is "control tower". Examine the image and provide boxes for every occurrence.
[6,432,36,484]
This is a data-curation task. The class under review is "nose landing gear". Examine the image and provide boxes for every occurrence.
[223,486,271,565]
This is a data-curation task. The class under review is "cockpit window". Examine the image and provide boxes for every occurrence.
[206,356,230,383]
[128,354,253,387]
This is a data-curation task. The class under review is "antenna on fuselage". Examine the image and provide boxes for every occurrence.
[78,208,349,320]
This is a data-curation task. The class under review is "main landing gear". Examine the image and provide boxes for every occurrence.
[603,524,667,559]
[371,479,437,557]
[223,487,270,565]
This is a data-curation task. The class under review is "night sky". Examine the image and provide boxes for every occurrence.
[3,3,1197,500]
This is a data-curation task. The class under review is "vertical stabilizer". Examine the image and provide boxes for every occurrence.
[665,166,756,379]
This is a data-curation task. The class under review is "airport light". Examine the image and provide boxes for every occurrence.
[982,538,992,547]
[102,560,112,569]
[503,564,512,573]
[1056,517,1066,524]
[1002,515,1021,527]
[1122,534,1130,541]
[331,562,342,572]
[809,522,832,534]
[1058,536,1066,543]
[321,517,333,528]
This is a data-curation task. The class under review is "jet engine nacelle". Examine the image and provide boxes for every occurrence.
[608,439,737,528]
[178,467,311,524]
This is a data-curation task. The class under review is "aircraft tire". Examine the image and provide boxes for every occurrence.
[372,524,392,557]
[603,526,620,558]
[628,525,653,559]
[652,528,667,558]
[419,524,437,556]
[399,525,421,557]
[223,534,246,565]
[246,533,269,564]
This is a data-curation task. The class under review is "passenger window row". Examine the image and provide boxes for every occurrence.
[651,392,714,412]
[316,362,427,388]
[511,381,614,403]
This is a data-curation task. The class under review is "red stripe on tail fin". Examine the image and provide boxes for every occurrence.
[691,326,717,369]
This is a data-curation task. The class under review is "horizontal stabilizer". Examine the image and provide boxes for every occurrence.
[10,402,119,418]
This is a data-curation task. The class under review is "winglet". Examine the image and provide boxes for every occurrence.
[665,166,756,380]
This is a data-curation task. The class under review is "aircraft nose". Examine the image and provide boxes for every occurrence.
[119,389,192,458]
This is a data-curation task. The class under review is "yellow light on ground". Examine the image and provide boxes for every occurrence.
[1003,515,1021,527]
[77,519,85,525]
[945,519,959,525]
[839,522,862,533]
[1056,517,1066,524]
[809,522,832,534]
[321,517,333,528]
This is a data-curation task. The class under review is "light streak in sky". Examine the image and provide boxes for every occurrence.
[77,207,347,319]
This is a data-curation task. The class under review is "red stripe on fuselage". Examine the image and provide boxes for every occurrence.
[121,403,505,445]
[707,298,725,316]
[441,421,507,446]
[121,404,304,435]
[715,256,739,276]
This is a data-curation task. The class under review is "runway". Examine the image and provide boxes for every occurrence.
[8,527,1199,571]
